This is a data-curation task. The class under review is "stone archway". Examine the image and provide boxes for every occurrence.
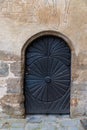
[21,31,75,117]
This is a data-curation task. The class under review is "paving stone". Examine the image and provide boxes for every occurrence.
[0,117,86,130]
[58,128,63,130]
[47,115,57,122]
[10,128,24,130]
[26,115,42,123]
[68,127,79,130]
[0,121,11,130]
[47,125,57,130]
[60,119,79,127]
[1,122,10,129]
[57,127,68,130]
[56,115,70,119]
[0,129,9,130]
[25,123,40,130]
[41,123,58,130]
[11,122,25,128]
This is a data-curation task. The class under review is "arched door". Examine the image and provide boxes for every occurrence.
[24,35,71,114]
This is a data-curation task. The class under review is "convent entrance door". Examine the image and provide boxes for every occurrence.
[24,35,71,114]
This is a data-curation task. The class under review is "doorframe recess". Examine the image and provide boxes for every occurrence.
[21,30,76,118]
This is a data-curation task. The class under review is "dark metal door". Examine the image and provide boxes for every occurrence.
[24,35,71,114]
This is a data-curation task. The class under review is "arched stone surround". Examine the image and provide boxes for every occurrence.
[21,30,77,118]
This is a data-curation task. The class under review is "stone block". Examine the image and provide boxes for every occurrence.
[0,94,24,117]
[76,70,87,83]
[10,62,21,77]
[61,119,78,127]
[7,78,21,94]
[42,123,58,130]
[68,127,79,130]
[58,128,66,130]
[0,122,10,129]
[25,123,40,130]
[0,86,7,99]
[78,52,87,69]
[0,128,9,130]
[0,94,24,105]
[1,104,25,118]
[10,128,24,130]
[11,122,25,128]
[80,119,87,130]
[71,105,85,117]
[13,107,25,117]
[47,115,57,122]
[0,51,20,61]
[71,83,87,92]
[26,115,42,123]
[0,62,9,77]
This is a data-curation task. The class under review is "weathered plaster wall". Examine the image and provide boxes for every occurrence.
[0,0,87,118]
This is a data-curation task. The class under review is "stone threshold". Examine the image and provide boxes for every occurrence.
[0,116,87,130]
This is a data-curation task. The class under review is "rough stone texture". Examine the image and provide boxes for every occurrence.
[0,51,21,61]
[0,0,86,119]
[0,61,9,77]
[78,52,87,69]
[7,78,22,94]
[80,119,87,130]
[0,94,24,118]
[25,116,85,130]
[10,62,21,77]
[0,116,85,129]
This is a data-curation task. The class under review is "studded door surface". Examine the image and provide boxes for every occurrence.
[24,35,71,114]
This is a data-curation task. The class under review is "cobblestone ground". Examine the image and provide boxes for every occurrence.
[0,116,86,130]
